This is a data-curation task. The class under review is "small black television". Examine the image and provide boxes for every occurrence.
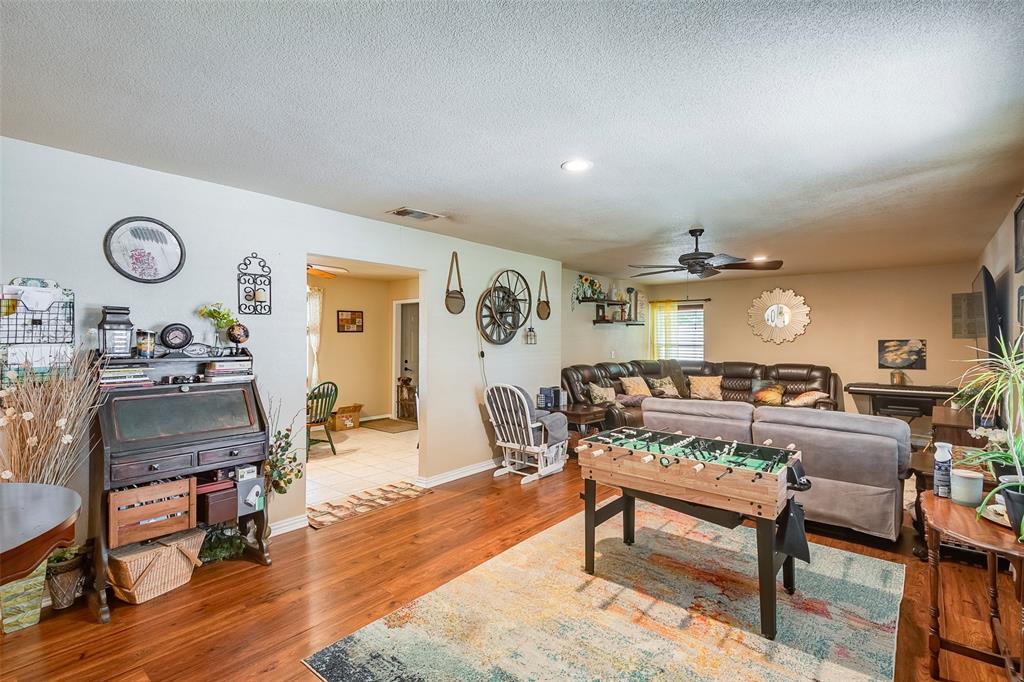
[972,265,1004,357]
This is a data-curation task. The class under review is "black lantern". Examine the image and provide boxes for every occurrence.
[98,306,134,358]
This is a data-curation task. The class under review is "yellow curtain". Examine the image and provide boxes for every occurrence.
[648,300,676,359]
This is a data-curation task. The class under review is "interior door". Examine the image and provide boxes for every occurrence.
[400,302,419,388]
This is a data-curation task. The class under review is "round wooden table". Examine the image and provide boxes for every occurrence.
[0,483,81,585]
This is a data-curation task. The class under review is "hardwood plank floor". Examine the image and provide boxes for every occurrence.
[0,461,1016,681]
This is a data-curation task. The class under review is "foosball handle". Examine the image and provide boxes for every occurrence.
[574,444,590,454]
[640,454,654,463]
[591,449,605,457]
[786,443,796,450]
[762,439,773,445]
[692,462,705,473]
[674,430,683,435]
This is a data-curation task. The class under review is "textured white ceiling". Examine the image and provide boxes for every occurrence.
[3,1,1023,281]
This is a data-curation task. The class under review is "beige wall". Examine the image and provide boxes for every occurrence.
[561,268,649,367]
[977,191,1024,338]
[648,262,979,413]
[311,274,419,418]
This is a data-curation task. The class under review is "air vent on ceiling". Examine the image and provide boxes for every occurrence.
[386,206,446,221]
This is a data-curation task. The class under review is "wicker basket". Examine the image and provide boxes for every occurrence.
[106,528,206,604]
[46,554,85,610]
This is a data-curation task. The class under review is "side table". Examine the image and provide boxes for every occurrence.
[921,492,1022,680]
[548,404,607,452]
[910,448,997,560]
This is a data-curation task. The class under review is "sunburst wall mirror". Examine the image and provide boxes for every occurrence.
[748,288,811,344]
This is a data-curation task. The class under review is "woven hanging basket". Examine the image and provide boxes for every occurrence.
[46,555,85,610]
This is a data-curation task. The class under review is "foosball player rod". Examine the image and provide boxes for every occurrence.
[715,467,734,480]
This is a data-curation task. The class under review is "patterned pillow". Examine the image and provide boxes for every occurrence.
[751,380,785,406]
[588,382,617,405]
[617,394,646,407]
[646,375,680,398]
[689,375,723,401]
[785,390,829,407]
[620,376,652,397]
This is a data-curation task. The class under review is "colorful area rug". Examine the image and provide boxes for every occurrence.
[362,418,418,434]
[307,481,431,529]
[304,501,903,681]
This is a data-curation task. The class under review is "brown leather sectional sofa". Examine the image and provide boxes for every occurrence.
[561,359,842,429]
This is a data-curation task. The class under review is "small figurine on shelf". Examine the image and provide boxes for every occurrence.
[226,322,250,356]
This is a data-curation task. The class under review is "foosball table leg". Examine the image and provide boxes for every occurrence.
[755,518,778,640]
[584,478,596,575]
[623,493,635,546]
[783,555,795,595]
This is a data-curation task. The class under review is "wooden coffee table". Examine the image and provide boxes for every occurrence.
[548,404,608,452]
[910,447,998,559]
[921,492,1023,680]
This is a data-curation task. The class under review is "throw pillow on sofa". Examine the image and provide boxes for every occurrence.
[646,376,680,397]
[689,375,723,400]
[620,376,652,396]
[785,390,829,407]
[588,382,619,406]
[751,379,785,406]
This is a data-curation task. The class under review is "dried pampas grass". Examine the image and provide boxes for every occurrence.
[0,350,103,486]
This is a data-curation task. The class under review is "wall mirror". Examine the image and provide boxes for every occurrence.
[103,216,186,283]
[748,289,810,343]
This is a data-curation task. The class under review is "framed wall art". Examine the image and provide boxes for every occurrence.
[337,310,364,333]
[103,216,185,283]
[878,339,927,370]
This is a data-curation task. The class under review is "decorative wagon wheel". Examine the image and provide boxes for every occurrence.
[489,269,531,331]
[477,288,518,345]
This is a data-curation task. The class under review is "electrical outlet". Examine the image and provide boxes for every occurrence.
[610,349,616,359]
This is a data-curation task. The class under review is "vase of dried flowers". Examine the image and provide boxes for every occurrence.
[0,350,103,630]
[261,401,305,543]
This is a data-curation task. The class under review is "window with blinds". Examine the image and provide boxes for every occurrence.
[652,304,704,360]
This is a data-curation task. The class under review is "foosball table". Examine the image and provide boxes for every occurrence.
[576,427,813,640]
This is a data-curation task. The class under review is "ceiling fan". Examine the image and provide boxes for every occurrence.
[630,228,783,279]
[307,264,348,279]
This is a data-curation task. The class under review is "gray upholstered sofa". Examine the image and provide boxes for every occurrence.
[642,398,911,541]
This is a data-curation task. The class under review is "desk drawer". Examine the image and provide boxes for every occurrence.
[111,452,194,483]
[198,441,264,466]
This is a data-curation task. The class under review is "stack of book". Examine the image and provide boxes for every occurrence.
[203,358,254,384]
[99,365,154,391]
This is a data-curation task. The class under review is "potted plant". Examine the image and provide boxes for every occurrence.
[0,350,102,631]
[45,546,85,610]
[196,303,240,347]
[953,332,1024,538]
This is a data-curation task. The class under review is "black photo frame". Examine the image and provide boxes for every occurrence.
[1015,199,1024,274]
[337,310,364,333]
[103,216,186,283]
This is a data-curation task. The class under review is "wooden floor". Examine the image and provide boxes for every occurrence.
[0,461,1018,681]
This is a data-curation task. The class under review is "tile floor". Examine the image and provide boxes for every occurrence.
[305,424,420,505]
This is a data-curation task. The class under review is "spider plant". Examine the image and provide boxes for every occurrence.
[953,331,1024,538]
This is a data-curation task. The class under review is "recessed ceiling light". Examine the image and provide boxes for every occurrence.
[560,158,593,173]
[751,256,767,262]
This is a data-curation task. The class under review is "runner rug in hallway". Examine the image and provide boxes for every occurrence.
[306,481,431,529]
[304,501,904,681]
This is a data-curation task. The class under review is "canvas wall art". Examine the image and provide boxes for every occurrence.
[878,339,926,370]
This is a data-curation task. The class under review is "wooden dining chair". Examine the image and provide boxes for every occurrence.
[307,381,339,455]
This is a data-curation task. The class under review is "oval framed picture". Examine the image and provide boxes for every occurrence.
[103,216,186,283]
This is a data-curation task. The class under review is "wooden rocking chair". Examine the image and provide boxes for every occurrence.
[484,384,568,485]
[307,381,339,455]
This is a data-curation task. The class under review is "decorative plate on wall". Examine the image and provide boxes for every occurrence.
[747,288,811,344]
[103,217,185,283]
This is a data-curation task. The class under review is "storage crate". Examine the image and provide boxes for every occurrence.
[106,528,206,604]
[329,403,363,430]
[108,478,196,549]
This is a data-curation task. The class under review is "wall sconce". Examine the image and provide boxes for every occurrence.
[237,252,272,315]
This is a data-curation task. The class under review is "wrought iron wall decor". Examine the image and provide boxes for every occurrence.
[477,269,531,344]
[237,252,272,315]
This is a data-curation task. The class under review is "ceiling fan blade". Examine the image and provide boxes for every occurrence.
[630,268,684,278]
[705,253,744,267]
[306,266,337,279]
[697,267,721,279]
[719,260,784,271]
[629,264,685,269]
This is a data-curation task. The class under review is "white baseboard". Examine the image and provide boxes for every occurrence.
[415,457,499,488]
[270,514,309,536]
[360,414,391,422]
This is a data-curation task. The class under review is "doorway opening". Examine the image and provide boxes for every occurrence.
[304,255,422,511]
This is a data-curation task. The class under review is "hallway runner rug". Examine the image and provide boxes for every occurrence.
[361,418,418,434]
[306,481,431,529]
[304,500,903,681]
